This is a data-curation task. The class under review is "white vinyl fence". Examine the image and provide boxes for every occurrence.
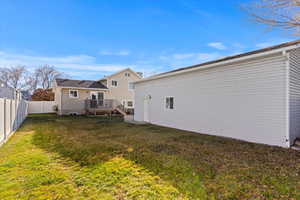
[28,101,56,114]
[0,98,28,146]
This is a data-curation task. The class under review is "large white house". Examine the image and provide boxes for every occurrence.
[133,40,300,148]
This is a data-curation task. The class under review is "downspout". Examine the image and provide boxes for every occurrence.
[60,87,63,115]
[283,50,291,147]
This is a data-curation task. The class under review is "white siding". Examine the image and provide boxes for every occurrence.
[135,53,289,147]
[289,48,300,145]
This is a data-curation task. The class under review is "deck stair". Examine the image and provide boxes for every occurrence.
[292,138,300,150]
[85,99,128,116]
[115,105,127,116]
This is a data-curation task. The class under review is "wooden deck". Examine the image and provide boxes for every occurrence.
[85,99,127,115]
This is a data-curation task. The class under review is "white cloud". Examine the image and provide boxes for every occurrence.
[255,38,293,49]
[208,42,227,50]
[0,51,96,66]
[161,52,221,62]
[159,52,222,69]
[0,50,167,79]
[99,50,131,56]
[0,51,133,77]
[256,42,276,49]
[232,43,245,49]
[55,63,131,72]
[173,53,195,60]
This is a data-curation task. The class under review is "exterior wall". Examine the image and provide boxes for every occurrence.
[53,86,61,113]
[60,88,107,115]
[134,53,289,147]
[104,69,141,108]
[289,48,300,145]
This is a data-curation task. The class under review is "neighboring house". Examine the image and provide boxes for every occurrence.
[53,68,142,115]
[134,40,300,148]
[53,79,109,115]
[0,86,21,100]
[99,68,142,111]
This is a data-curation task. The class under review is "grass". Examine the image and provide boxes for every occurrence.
[0,114,299,200]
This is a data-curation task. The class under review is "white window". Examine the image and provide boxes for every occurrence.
[69,90,79,98]
[166,97,174,109]
[125,72,130,77]
[128,82,134,90]
[90,91,104,100]
[111,80,118,87]
[127,101,133,107]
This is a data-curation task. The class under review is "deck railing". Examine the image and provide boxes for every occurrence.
[85,99,115,110]
[85,99,130,115]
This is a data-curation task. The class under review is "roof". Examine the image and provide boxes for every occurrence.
[136,39,300,83]
[99,68,142,81]
[55,78,108,89]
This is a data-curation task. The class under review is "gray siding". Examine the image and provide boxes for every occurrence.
[135,53,289,147]
[289,48,300,144]
[0,87,15,99]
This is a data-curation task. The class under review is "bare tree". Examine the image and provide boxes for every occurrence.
[0,65,66,92]
[246,0,300,34]
[26,72,39,93]
[0,68,10,87]
[9,66,29,89]
[35,65,63,89]
[0,66,29,89]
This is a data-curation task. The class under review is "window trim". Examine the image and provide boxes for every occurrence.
[111,80,118,87]
[69,89,79,99]
[165,96,174,110]
[128,82,134,91]
[90,91,104,100]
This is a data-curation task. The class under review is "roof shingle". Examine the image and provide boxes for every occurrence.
[55,79,107,89]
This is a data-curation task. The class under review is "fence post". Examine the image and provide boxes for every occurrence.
[15,99,17,130]
[16,99,18,128]
[10,100,12,132]
[3,99,6,141]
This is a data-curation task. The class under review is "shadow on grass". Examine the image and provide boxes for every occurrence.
[29,114,300,199]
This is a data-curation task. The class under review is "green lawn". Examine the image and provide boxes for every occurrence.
[0,114,299,200]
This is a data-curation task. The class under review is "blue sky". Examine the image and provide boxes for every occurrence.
[0,0,297,80]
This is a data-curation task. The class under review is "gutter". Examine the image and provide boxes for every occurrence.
[59,86,108,91]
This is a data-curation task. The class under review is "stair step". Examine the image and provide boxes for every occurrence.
[294,139,300,146]
[115,107,126,116]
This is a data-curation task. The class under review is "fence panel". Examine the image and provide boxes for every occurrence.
[0,99,5,142]
[0,98,28,146]
[28,101,56,114]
